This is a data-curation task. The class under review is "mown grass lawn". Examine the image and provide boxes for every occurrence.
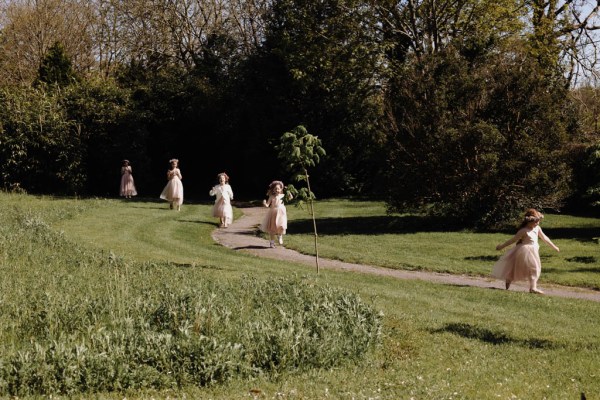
[285,198,600,290]
[2,193,600,399]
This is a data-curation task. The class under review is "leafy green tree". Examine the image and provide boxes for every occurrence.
[61,78,149,196]
[260,0,385,194]
[567,84,600,210]
[384,45,575,227]
[35,42,78,87]
[583,144,600,207]
[276,125,326,272]
[0,87,84,193]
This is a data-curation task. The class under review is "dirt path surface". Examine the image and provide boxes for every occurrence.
[212,206,600,302]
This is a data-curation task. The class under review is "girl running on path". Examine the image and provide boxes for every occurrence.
[209,172,234,228]
[492,208,560,294]
[261,180,289,248]
[160,159,183,211]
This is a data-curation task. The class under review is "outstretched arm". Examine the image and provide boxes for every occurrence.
[538,228,560,252]
[496,229,526,251]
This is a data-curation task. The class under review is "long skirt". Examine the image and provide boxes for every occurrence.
[260,205,287,235]
[212,197,233,225]
[120,173,137,197]
[160,177,183,205]
[491,243,541,283]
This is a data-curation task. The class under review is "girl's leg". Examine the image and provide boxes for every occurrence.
[529,277,543,294]
[277,234,283,245]
[505,280,511,290]
[269,234,275,248]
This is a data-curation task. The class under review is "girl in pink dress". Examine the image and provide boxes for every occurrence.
[492,209,560,294]
[209,172,234,228]
[159,159,183,211]
[261,180,290,248]
[119,160,137,198]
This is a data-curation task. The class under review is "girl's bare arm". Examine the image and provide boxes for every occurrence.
[496,229,526,251]
[538,228,560,252]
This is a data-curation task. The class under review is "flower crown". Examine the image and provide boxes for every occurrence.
[169,158,179,164]
[524,214,543,222]
[267,180,284,194]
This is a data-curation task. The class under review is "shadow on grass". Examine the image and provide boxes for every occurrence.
[566,256,598,264]
[432,323,555,349]
[544,259,600,275]
[123,197,214,206]
[542,227,600,243]
[464,255,499,262]
[233,245,271,250]
[178,219,219,227]
[288,215,464,235]
[567,267,600,273]
[168,261,223,270]
[289,216,600,240]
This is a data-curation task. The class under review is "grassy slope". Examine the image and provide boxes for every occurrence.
[14,194,598,399]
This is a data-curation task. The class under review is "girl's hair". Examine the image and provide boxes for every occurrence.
[217,172,229,183]
[267,180,284,195]
[169,159,179,168]
[519,208,544,228]
[122,159,129,165]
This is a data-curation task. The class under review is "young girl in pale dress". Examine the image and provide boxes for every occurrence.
[209,172,234,228]
[261,180,290,248]
[492,208,560,294]
[119,160,137,198]
[160,159,183,211]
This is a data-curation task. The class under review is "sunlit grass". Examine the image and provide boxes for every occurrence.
[285,198,600,289]
[2,193,600,399]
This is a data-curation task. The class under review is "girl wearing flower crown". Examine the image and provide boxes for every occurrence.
[209,172,234,227]
[260,180,290,248]
[159,158,183,210]
[491,208,559,294]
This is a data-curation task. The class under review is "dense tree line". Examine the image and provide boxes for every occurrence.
[1,0,599,226]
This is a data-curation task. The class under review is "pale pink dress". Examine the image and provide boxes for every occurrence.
[261,193,287,235]
[160,168,183,205]
[210,184,234,225]
[492,226,542,283]
[120,166,137,197]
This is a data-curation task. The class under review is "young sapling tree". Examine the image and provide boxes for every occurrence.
[276,125,326,273]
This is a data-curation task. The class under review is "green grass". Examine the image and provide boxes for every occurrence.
[285,198,600,290]
[2,193,600,399]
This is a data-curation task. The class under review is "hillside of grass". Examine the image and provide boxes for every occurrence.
[2,193,600,399]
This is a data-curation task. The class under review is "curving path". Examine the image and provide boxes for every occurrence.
[212,206,600,302]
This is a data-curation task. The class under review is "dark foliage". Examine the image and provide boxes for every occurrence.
[383,46,576,227]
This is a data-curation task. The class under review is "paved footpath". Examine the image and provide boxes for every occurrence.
[212,206,600,303]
